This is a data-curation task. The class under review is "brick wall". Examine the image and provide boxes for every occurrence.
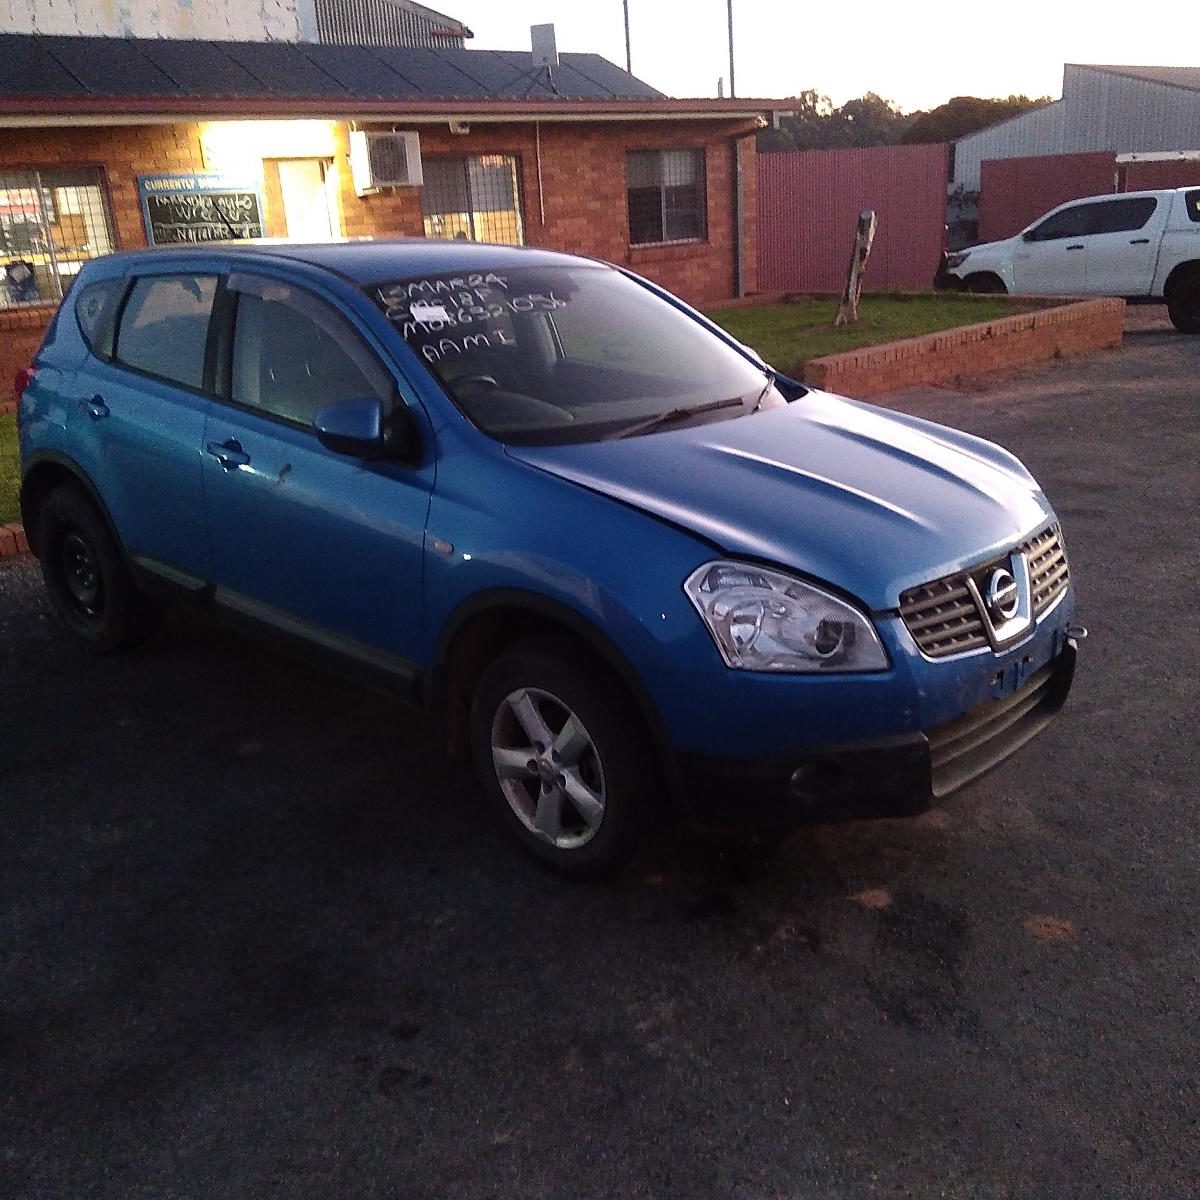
[2,117,758,390]
[1,123,208,389]
[339,118,758,304]
[803,298,1125,398]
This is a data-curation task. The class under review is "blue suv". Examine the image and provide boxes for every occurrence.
[16,241,1082,875]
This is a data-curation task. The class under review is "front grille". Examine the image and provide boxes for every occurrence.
[927,656,1067,797]
[1024,524,1069,617]
[899,524,1068,659]
[899,565,997,658]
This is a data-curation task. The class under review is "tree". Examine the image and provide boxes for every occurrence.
[901,95,1053,145]
[758,91,910,152]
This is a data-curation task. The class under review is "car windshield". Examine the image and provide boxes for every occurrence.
[370,263,783,444]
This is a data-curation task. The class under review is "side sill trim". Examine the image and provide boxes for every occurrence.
[213,586,423,685]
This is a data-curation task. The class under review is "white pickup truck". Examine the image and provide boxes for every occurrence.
[937,186,1200,332]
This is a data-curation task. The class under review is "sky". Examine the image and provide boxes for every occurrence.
[442,0,1197,112]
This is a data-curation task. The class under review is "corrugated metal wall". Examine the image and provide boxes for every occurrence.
[315,0,466,46]
[757,144,949,293]
[977,153,1116,242]
[953,101,1066,189]
[955,68,1200,189]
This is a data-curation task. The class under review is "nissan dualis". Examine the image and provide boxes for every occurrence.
[15,240,1083,876]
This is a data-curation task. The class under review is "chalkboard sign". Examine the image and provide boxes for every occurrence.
[138,173,265,246]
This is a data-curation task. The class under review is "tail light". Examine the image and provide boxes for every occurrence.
[13,366,34,404]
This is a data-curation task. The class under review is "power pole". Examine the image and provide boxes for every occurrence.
[726,0,736,98]
[623,1,632,74]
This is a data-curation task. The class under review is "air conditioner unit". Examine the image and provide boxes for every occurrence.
[349,130,423,195]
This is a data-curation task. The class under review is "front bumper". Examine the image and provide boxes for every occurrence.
[677,637,1078,830]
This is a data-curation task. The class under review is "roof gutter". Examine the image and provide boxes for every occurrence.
[0,96,786,129]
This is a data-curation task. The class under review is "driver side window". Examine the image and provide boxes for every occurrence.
[1028,205,1090,242]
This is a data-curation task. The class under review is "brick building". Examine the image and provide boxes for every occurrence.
[1,33,784,388]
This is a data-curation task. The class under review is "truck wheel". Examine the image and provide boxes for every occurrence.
[1166,277,1200,333]
[469,640,652,878]
[37,486,161,653]
[965,273,1007,295]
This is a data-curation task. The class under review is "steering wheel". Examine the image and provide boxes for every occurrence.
[453,374,500,393]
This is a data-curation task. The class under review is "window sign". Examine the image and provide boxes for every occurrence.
[138,173,265,245]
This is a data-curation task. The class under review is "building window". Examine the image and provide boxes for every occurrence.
[626,149,706,246]
[0,167,116,307]
[421,155,524,245]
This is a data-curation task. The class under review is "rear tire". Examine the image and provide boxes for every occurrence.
[1166,276,1200,333]
[37,486,161,653]
[469,639,653,878]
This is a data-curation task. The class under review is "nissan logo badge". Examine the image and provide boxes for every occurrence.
[986,567,1020,622]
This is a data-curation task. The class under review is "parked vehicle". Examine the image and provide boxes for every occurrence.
[16,241,1084,875]
[937,186,1200,332]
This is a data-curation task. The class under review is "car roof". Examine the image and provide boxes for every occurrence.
[95,238,607,286]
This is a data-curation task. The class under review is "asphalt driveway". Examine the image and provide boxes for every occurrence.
[1,310,1196,1199]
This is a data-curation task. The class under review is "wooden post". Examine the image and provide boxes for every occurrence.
[834,209,877,327]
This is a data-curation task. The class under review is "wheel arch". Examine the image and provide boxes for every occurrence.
[962,271,1008,294]
[432,589,682,800]
[19,452,121,559]
[1162,259,1200,299]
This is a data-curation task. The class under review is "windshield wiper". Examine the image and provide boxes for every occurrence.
[751,368,777,413]
[604,395,745,441]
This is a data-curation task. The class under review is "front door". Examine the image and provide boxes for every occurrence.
[1012,202,1089,294]
[201,273,433,671]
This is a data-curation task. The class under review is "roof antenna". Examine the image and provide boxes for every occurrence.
[524,23,562,97]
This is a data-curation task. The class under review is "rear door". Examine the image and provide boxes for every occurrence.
[71,267,218,580]
[1012,203,1090,293]
[201,271,434,671]
[1082,196,1164,296]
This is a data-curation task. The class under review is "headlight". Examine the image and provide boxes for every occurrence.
[684,561,889,673]
[944,251,970,269]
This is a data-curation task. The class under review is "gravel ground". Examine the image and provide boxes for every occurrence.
[1,308,1197,1199]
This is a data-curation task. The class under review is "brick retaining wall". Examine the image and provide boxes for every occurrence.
[802,298,1125,398]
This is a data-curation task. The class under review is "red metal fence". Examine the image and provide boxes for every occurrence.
[978,153,1116,242]
[756,144,949,293]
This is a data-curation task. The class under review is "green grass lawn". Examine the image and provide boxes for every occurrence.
[707,294,1033,376]
[0,413,18,526]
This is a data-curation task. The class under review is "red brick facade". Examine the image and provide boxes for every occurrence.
[2,117,759,390]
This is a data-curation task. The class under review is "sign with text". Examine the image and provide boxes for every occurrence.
[138,173,265,246]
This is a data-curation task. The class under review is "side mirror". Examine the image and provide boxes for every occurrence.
[315,396,418,461]
[314,396,385,457]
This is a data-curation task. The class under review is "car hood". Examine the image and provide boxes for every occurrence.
[507,391,1053,611]
[957,235,1018,262]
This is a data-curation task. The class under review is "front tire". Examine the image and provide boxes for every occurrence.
[1166,277,1200,333]
[964,273,1007,295]
[37,486,160,653]
[469,640,653,878]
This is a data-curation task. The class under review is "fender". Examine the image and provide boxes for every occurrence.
[19,449,123,558]
[432,587,687,805]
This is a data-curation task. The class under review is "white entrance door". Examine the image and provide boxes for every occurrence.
[277,159,335,241]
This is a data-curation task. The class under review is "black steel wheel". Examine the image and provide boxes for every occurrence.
[37,486,160,653]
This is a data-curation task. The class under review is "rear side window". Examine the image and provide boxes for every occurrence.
[114,274,218,389]
[73,278,123,357]
[1085,197,1157,234]
[1185,190,1200,223]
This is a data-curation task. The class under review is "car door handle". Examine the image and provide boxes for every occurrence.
[83,394,109,420]
[1066,244,1084,251]
[1129,238,1150,245]
[206,439,251,470]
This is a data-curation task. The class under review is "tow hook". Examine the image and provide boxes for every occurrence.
[1066,624,1088,641]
